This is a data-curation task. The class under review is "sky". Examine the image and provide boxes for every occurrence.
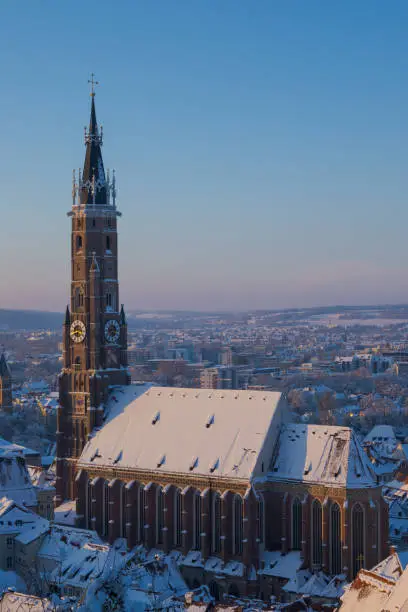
[0,1,407,312]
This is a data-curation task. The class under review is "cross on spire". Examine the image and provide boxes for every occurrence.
[88,73,99,97]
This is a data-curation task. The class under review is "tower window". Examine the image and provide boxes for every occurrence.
[76,235,83,251]
[106,235,111,251]
[92,219,96,227]
[106,292,113,309]
[75,288,84,308]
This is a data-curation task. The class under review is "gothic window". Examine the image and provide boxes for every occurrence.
[375,502,381,563]
[75,357,81,372]
[121,484,127,539]
[87,481,93,529]
[103,482,109,537]
[292,497,302,550]
[76,235,83,251]
[174,489,182,547]
[233,495,243,555]
[106,291,115,311]
[212,493,221,554]
[139,485,145,543]
[106,235,111,251]
[257,495,265,544]
[75,287,84,309]
[330,503,341,574]
[156,487,164,545]
[193,492,202,550]
[311,499,323,567]
[352,503,365,576]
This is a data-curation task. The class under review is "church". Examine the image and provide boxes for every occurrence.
[56,85,389,601]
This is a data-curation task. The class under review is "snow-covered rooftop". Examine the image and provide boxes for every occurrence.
[79,385,283,480]
[0,455,37,507]
[269,424,377,488]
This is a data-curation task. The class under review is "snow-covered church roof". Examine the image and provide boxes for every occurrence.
[79,384,284,481]
[269,423,377,488]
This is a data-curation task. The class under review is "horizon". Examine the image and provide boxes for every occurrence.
[1,1,408,311]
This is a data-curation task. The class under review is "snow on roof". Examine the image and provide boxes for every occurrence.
[341,558,408,612]
[79,385,283,480]
[0,437,39,458]
[50,541,132,590]
[0,456,37,507]
[365,425,397,445]
[385,565,408,610]
[0,497,49,543]
[38,524,103,562]
[54,500,77,526]
[0,592,63,611]
[270,424,377,488]
[259,551,302,578]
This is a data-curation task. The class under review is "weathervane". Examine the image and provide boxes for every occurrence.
[88,72,99,97]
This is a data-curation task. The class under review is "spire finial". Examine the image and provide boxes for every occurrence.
[88,73,99,97]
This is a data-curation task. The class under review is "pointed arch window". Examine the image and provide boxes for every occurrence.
[174,489,182,547]
[138,485,145,544]
[75,287,84,309]
[311,499,323,567]
[156,487,164,545]
[212,493,221,554]
[292,497,302,550]
[121,484,127,539]
[330,503,341,574]
[76,235,83,251]
[257,495,265,545]
[103,482,109,537]
[193,492,202,550]
[87,481,93,530]
[352,503,365,577]
[106,235,111,251]
[233,495,243,555]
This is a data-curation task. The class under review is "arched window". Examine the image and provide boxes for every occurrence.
[106,292,115,311]
[212,493,221,554]
[121,484,127,539]
[156,487,164,545]
[330,503,341,574]
[174,489,182,547]
[87,481,93,530]
[193,492,201,550]
[375,502,381,563]
[233,495,243,555]
[292,497,302,550]
[257,495,265,544]
[311,500,322,567]
[352,503,365,577]
[75,356,81,372]
[103,482,109,537]
[75,288,84,309]
[106,235,111,251]
[76,235,82,251]
[138,485,145,543]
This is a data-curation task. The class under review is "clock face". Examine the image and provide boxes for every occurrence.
[70,320,86,343]
[105,319,120,344]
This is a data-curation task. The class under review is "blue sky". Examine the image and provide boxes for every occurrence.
[0,1,407,311]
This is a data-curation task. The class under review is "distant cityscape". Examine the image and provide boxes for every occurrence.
[1,298,408,607]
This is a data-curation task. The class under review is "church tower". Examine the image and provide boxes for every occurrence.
[0,354,12,414]
[56,80,129,504]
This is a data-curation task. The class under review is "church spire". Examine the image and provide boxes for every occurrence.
[79,76,107,206]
